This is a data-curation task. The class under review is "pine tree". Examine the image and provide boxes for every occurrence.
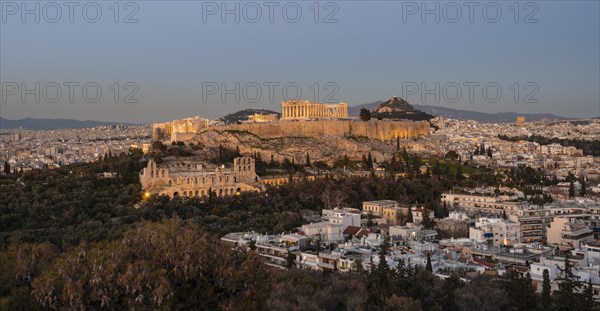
[553,253,584,310]
[433,160,441,176]
[367,212,376,227]
[422,211,435,229]
[455,166,464,180]
[282,157,292,171]
[390,156,398,173]
[359,107,372,121]
[367,236,394,309]
[442,273,463,311]
[582,279,595,310]
[305,152,311,167]
[367,153,374,169]
[401,147,409,163]
[285,251,296,269]
[353,259,366,274]
[504,271,537,310]
[438,201,450,218]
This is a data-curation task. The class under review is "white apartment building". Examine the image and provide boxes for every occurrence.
[301,222,343,242]
[469,217,521,247]
[321,208,362,230]
[547,217,594,249]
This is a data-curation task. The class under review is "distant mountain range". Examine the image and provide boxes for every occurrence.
[0,117,136,130]
[2,102,573,130]
[349,101,569,123]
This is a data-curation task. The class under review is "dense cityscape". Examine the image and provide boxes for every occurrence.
[2,1,599,310]
[1,98,600,310]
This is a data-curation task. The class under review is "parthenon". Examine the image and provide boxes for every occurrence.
[281,100,349,120]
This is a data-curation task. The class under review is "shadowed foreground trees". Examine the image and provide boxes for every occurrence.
[2,217,600,310]
[30,218,271,310]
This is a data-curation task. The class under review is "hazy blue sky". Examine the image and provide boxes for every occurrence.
[1,1,599,123]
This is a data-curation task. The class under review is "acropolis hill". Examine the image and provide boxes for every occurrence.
[183,100,432,164]
[208,99,429,141]
[153,99,432,164]
[203,119,430,142]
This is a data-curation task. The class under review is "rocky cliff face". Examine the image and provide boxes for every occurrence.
[191,120,434,164]
[203,120,429,142]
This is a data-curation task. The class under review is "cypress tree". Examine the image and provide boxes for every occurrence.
[541,269,552,310]
[407,208,414,224]
[426,253,433,272]
[3,161,10,175]
[569,181,575,198]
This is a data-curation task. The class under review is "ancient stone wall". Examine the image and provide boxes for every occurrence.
[202,120,429,142]
[139,157,262,198]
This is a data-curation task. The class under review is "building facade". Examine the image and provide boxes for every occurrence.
[281,100,349,120]
[469,217,521,247]
[247,113,278,123]
[152,116,211,141]
[362,200,399,217]
[139,157,263,197]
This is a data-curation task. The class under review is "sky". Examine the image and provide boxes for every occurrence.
[1,0,599,123]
